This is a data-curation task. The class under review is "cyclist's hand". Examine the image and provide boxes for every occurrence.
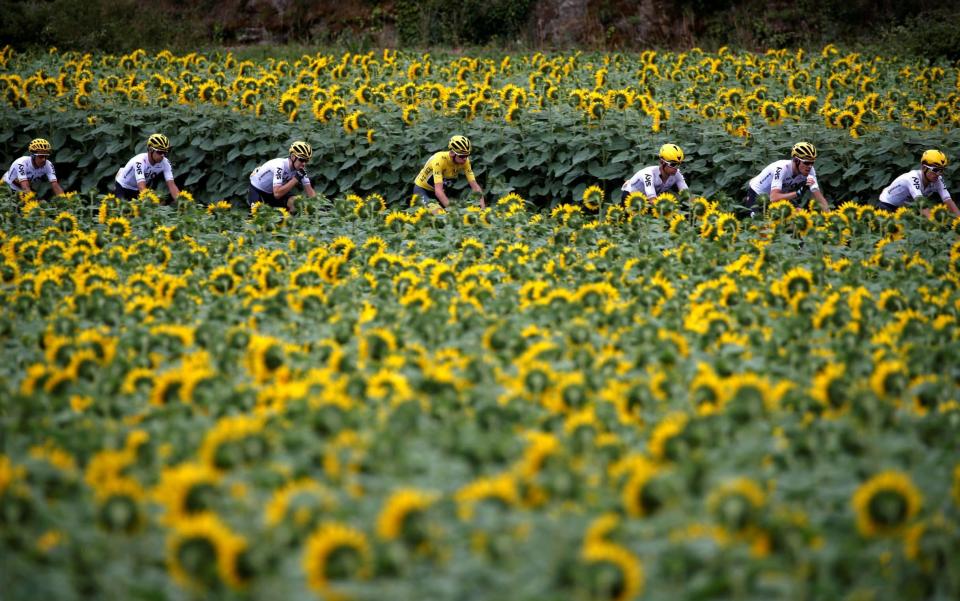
[295,169,306,182]
[795,185,809,203]
[479,197,486,209]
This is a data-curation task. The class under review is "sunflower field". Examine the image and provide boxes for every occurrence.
[2,44,960,601]
[0,44,958,204]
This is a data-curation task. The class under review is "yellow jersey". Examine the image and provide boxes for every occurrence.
[414,151,476,190]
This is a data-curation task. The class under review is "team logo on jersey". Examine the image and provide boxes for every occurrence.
[644,174,652,187]
[912,176,920,190]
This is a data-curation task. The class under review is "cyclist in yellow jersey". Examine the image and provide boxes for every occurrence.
[412,135,486,211]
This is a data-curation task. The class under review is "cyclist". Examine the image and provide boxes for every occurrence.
[877,149,958,217]
[115,133,180,201]
[412,135,486,211]
[621,143,689,201]
[248,141,316,213]
[744,142,829,215]
[3,138,65,196]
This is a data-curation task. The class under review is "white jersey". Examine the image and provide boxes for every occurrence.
[621,165,688,198]
[748,159,820,195]
[879,169,951,207]
[249,157,312,194]
[4,156,57,191]
[115,153,175,191]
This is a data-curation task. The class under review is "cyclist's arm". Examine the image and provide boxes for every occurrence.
[465,161,484,207]
[812,188,829,211]
[165,179,180,200]
[45,163,63,195]
[769,187,793,203]
[274,178,298,197]
[434,182,450,208]
[675,176,689,192]
[303,182,316,198]
[468,179,485,208]
[939,181,958,215]
[133,159,148,191]
[14,178,31,192]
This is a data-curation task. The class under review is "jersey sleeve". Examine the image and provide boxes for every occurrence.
[908,173,924,200]
[936,179,951,202]
[770,163,785,192]
[272,163,285,190]
[133,158,147,184]
[621,169,645,194]
[15,160,27,183]
[430,158,444,186]
[45,162,57,182]
[162,159,174,182]
[464,159,476,184]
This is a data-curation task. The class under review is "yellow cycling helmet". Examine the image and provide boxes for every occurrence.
[448,135,472,156]
[791,141,817,161]
[147,133,171,152]
[659,143,684,164]
[289,141,313,160]
[29,138,52,155]
[921,149,947,169]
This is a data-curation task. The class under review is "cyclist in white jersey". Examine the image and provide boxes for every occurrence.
[3,138,65,196]
[622,143,689,202]
[744,142,829,215]
[114,133,180,202]
[877,149,958,217]
[248,141,316,213]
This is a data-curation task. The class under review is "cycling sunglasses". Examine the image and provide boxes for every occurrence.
[798,159,815,166]
[453,152,470,159]
[660,159,682,168]
[923,164,944,174]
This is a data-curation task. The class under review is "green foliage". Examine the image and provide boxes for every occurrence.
[0,0,205,52]
[385,0,535,47]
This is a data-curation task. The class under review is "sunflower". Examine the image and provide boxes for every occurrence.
[375,488,439,547]
[302,522,372,594]
[264,478,336,529]
[621,458,668,517]
[167,513,249,590]
[869,359,908,399]
[776,266,814,301]
[760,100,785,126]
[852,471,922,537]
[582,185,604,212]
[94,476,146,533]
[153,462,222,523]
[579,541,645,601]
[198,414,268,471]
[455,473,520,520]
[689,364,728,415]
[401,105,419,126]
[708,477,767,533]
[647,412,689,461]
[106,216,132,238]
